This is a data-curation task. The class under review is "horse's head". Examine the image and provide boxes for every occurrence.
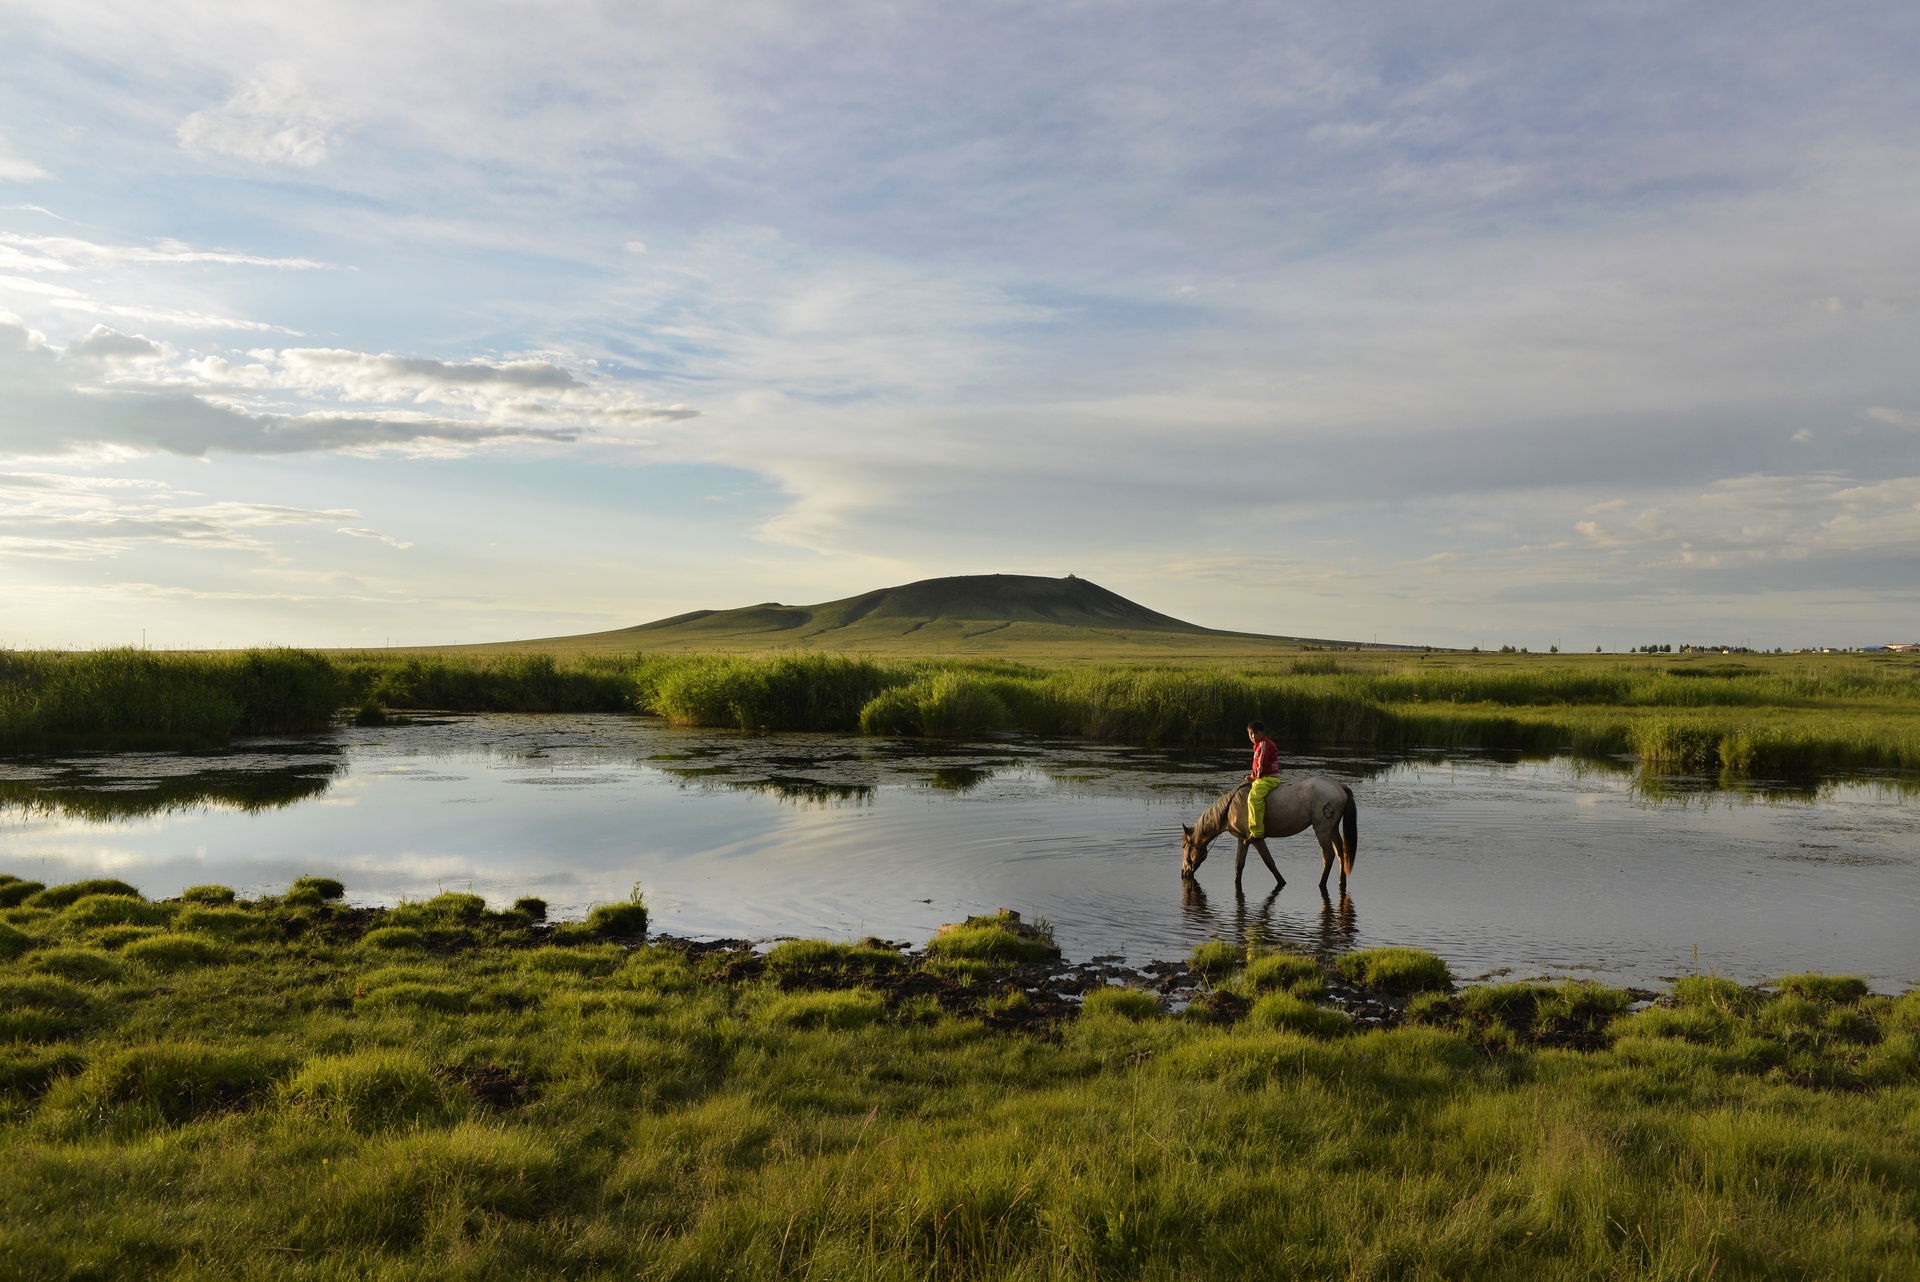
[1180,823,1210,878]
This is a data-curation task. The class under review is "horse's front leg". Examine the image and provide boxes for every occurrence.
[1251,838,1283,888]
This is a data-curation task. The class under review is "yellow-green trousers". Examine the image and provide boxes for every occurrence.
[1247,776,1280,838]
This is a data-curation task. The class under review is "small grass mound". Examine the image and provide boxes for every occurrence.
[61,894,170,932]
[1242,952,1322,995]
[1336,946,1452,993]
[586,899,649,937]
[1777,973,1870,1004]
[289,876,346,901]
[122,934,227,973]
[0,880,45,907]
[390,892,487,928]
[512,896,548,920]
[175,906,271,941]
[1187,940,1240,982]
[50,1042,283,1131]
[0,921,31,960]
[1671,974,1753,1012]
[27,879,143,910]
[766,938,905,975]
[1247,992,1351,1037]
[281,1049,455,1131]
[1081,987,1161,1021]
[28,948,123,985]
[926,910,1059,963]
[0,977,91,1042]
[361,927,430,952]
[179,884,235,905]
[760,988,886,1030]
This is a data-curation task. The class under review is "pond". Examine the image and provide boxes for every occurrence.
[2,714,1916,990]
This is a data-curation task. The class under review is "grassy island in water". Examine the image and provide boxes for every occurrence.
[0,874,1915,1279]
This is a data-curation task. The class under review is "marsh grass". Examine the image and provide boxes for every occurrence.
[0,874,1915,1278]
[8,646,1919,777]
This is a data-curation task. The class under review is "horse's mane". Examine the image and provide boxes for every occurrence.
[1199,784,1244,839]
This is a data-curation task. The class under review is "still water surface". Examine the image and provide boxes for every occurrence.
[2,714,1916,990]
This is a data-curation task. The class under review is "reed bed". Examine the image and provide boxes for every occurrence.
[6,647,1917,777]
[0,873,1914,1279]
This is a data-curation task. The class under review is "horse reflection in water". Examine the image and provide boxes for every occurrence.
[1181,877,1358,956]
[1180,776,1357,892]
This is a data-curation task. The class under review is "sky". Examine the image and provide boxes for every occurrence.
[1,2,1918,651]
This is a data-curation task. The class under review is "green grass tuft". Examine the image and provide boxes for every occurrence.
[27,948,122,985]
[1777,973,1871,1004]
[281,1050,455,1131]
[289,875,346,901]
[1336,946,1453,993]
[512,896,548,919]
[360,926,429,951]
[1081,987,1162,1021]
[47,1042,285,1133]
[0,880,44,908]
[178,884,235,905]
[760,988,886,1030]
[60,894,170,931]
[586,900,650,937]
[122,933,226,973]
[0,920,30,960]
[1187,939,1240,982]
[1247,992,1352,1037]
[28,879,143,910]
[1241,952,1322,995]
[925,911,1059,963]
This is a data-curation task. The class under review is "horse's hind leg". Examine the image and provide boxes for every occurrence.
[1252,838,1283,888]
[1317,834,1336,890]
[1233,839,1249,890]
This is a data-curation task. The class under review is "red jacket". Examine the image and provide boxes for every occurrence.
[1250,736,1279,779]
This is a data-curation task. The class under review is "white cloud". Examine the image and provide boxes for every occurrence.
[0,132,48,182]
[336,526,412,549]
[177,73,334,167]
[0,231,325,271]
[0,468,359,559]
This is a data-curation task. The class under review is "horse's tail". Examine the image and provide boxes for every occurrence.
[1341,785,1358,868]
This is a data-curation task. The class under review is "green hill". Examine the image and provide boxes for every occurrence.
[446,573,1345,658]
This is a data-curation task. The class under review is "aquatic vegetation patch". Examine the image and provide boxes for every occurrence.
[1186,939,1240,982]
[925,910,1060,963]
[586,899,650,937]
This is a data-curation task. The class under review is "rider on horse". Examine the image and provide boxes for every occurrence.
[1245,720,1280,848]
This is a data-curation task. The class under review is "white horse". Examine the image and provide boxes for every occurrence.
[1180,778,1357,892]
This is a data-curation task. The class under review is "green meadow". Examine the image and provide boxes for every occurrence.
[5,646,1920,779]
[0,875,1915,1280]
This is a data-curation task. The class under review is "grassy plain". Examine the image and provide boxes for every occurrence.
[1,875,1916,1280]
